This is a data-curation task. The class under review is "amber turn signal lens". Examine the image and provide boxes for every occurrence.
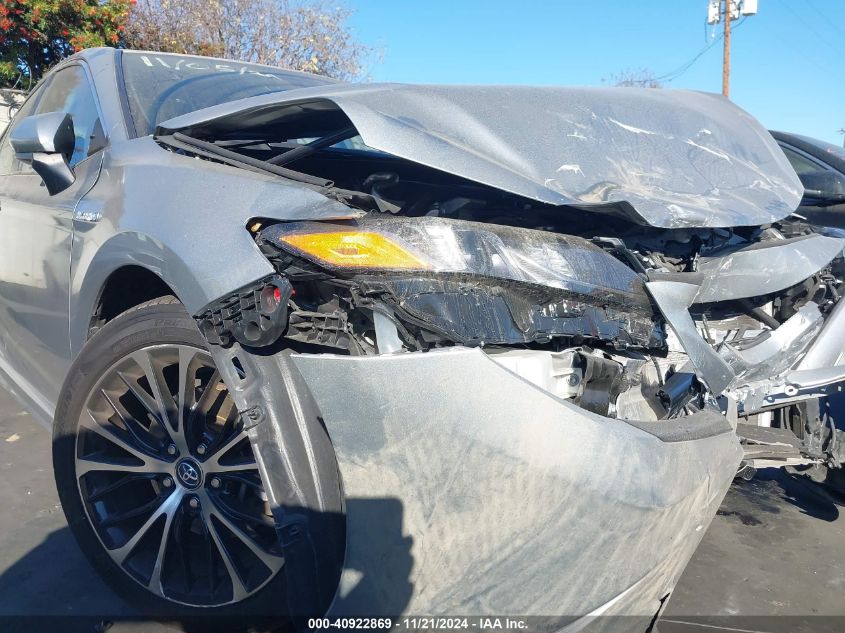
[280,231,431,270]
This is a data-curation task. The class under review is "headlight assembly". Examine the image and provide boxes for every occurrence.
[259,216,662,350]
[263,216,647,305]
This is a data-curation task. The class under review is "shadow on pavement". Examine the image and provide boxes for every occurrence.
[0,526,157,633]
[0,499,415,633]
[750,468,841,522]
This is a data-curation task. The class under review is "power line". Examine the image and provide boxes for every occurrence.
[765,2,845,83]
[655,40,719,82]
[773,0,845,59]
[805,0,845,41]
[656,16,747,83]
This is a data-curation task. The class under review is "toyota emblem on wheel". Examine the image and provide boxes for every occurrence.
[176,460,202,489]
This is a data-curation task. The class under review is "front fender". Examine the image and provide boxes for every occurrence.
[70,138,360,356]
[69,228,223,355]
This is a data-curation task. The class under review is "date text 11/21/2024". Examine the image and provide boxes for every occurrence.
[308,618,530,630]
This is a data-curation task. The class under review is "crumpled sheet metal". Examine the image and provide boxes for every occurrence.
[696,234,845,303]
[798,297,845,370]
[646,280,735,394]
[648,234,845,394]
[291,347,742,617]
[720,302,824,383]
[158,84,802,229]
[736,365,845,415]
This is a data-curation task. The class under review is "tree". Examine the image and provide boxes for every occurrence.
[603,68,663,89]
[125,0,373,81]
[0,0,133,88]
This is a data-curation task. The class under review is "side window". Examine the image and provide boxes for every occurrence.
[0,88,41,175]
[35,65,103,167]
[781,146,827,177]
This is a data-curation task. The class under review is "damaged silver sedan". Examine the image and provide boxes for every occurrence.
[0,47,841,630]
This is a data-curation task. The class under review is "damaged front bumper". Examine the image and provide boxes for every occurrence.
[644,232,845,468]
[201,225,845,621]
[645,233,845,416]
[284,346,742,619]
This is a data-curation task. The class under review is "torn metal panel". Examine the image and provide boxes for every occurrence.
[647,232,845,394]
[719,302,824,382]
[695,234,845,303]
[649,284,830,397]
[157,84,802,229]
[290,347,742,616]
[797,296,845,370]
[646,280,734,394]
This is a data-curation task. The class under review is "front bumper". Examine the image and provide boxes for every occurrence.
[205,231,844,620]
[289,346,742,619]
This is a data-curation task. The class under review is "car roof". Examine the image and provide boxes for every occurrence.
[770,130,845,174]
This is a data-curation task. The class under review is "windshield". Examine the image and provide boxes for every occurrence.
[121,51,336,137]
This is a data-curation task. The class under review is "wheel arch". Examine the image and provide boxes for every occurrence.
[87,265,176,335]
[70,230,223,359]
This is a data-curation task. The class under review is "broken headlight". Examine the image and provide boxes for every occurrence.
[260,216,663,349]
[264,217,642,297]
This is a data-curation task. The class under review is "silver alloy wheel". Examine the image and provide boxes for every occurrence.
[74,344,284,607]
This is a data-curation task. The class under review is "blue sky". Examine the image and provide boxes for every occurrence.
[349,0,845,144]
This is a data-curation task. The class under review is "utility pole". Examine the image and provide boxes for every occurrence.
[707,0,758,99]
[722,0,731,97]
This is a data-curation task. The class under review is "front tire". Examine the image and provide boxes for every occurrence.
[53,297,289,625]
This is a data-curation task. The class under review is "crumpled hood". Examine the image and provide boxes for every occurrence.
[158,83,803,229]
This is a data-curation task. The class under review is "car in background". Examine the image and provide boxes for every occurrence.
[771,130,845,227]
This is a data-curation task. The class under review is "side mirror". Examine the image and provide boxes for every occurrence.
[10,111,76,195]
[800,169,845,200]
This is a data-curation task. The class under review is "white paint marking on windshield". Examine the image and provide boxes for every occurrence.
[134,56,289,81]
[141,56,173,68]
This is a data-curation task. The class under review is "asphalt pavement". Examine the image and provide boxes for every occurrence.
[1,386,844,633]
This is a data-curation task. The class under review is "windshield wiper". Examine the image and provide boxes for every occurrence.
[155,131,399,214]
[159,132,333,188]
[267,126,357,167]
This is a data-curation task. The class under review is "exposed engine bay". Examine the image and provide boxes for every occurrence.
[191,145,844,461]
[158,86,845,472]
